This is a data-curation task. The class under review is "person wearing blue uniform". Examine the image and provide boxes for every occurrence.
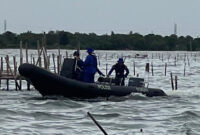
[83,48,104,83]
[72,51,84,81]
[107,58,129,86]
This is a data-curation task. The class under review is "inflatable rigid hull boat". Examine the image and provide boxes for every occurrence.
[18,63,167,98]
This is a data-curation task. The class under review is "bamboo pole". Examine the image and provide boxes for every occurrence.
[174,56,176,66]
[47,55,50,70]
[170,72,174,90]
[36,45,42,66]
[20,41,23,65]
[87,112,108,135]
[5,56,9,90]
[6,78,9,91]
[175,76,178,90]
[133,61,135,76]
[58,47,61,57]
[26,45,30,88]
[168,55,170,62]
[151,62,154,76]
[52,54,56,73]
[44,48,48,70]
[30,54,33,64]
[57,55,60,74]
[37,40,40,56]
[13,56,17,76]
[184,54,186,63]
[145,63,149,72]
[106,63,108,75]
[98,55,100,66]
[184,63,186,76]
[19,78,22,90]
[13,56,18,91]
[165,63,167,76]
[38,57,41,67]
[36,47,46,67]
[6,55,9,75]
[66,51,68,58]
[59,55,62,73]
[43,32,47,50]
[187,57,190,66]
[5,56,21,90]
[19,41,23,90]
[42,33,48,69]
[43,47,48,70]
[33,57,35,65]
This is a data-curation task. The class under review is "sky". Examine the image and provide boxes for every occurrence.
[0,0,200,37]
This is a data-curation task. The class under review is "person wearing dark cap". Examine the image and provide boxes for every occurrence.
[83,48,104,83]
[72,51,84,81]
[107,58,129,86]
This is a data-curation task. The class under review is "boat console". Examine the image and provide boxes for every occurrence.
[128,77,144,87]
[97,76,145,87]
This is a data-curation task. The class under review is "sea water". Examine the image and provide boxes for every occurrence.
[0,49,200,135]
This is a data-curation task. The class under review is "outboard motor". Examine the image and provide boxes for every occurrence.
[60,58,76,78]
[128,77,144,87]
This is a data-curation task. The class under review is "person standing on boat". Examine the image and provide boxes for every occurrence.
[107,58,129,86]
[73,51,84,81]
[83,48,104,83]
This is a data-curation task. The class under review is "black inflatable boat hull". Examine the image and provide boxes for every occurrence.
[18,64,167,98]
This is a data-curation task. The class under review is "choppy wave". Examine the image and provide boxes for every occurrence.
[0,50,200,134]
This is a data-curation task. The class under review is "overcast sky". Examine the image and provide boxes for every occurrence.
[0,0,200,37]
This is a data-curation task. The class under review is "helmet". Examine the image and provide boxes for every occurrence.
[87,48,94,53]
[73,51,80,56]
[117,58,124,63]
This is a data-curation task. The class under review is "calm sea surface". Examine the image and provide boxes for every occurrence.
[0,49,200,135]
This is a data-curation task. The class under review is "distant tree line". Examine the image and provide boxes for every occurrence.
[0,30,199,51]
